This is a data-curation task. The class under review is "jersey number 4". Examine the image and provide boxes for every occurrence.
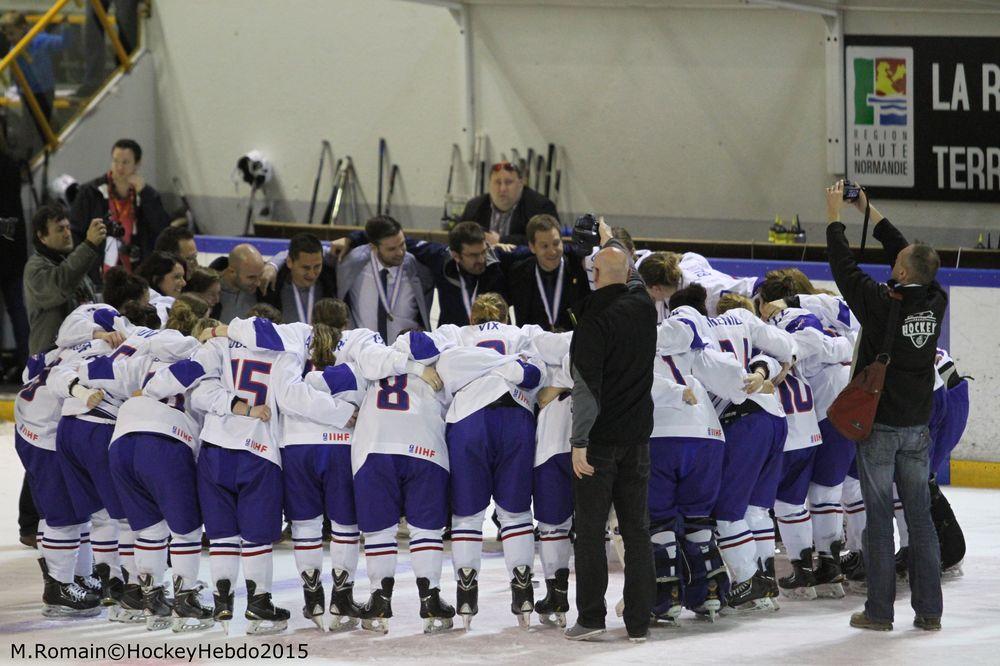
[377,375,410,411]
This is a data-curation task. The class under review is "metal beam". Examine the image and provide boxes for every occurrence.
[747,0,839,17]
[823,11,845,174]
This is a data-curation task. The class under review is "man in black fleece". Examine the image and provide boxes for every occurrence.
[826,180,946,633]
[564,222,657,643]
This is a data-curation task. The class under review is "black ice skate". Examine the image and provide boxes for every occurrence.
[328,568,362,632]
[171,576,214,633]
[75,570,102,597]
[110,581,147,624]
[93,562,123,606]
[456,567,479,631]
[359,577,394,634]
[534,568,569,628]
[762,557,780,599]
[840,552,867,594]
[213,578,235,635]
[651,578,682,625]
[417,577,455,633]
[300,569,326,631]
[38,559,101,618]
[728,573,775,612]
[139,573,173,631]
[510,565,534,629]
[779,548,817,600]
[245,580,290,635]
[813,542,846,599]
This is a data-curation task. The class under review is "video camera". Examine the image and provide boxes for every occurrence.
[572,213,601,255]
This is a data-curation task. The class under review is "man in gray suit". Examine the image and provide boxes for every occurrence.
[336,215,434,343]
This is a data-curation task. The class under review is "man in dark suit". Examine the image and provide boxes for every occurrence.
[508,214,589,331]
[460,161,558,245]
[259,232,338,324]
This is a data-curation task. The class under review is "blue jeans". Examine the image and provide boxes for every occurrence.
[857,423,942,622]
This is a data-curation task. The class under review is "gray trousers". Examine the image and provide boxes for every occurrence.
[82,0,139,86]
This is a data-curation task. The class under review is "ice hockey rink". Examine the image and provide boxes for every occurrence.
[1,421,999,665]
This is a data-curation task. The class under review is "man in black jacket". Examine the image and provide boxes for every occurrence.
[259,232,337,324]
[826,181,946,633]
[460,161,558,245]
[508,215,590,331]
[69,138,170,282]
[564,222,657,643]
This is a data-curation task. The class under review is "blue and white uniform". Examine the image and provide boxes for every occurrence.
[679,253,760,317]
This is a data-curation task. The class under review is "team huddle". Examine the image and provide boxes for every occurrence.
[13,231,970,638]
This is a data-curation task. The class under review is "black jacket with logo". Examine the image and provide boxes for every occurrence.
[827,218,948,427]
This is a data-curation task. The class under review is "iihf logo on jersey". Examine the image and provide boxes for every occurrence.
[408,444,436,459]
[901,311,937,348]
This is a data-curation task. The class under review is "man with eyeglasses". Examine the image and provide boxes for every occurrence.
[329,221,529,327]
[461,161,559,246]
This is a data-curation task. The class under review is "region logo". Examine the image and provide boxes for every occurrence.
[902,311,937,349]
[854,57,908,126]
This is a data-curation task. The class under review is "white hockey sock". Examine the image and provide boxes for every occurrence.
[892,485,909,549]
[241,541,274,593]
[450,511,485,577]
[41,523,80,584]
[496,507,535,578]
[774,500,813,562]
[745,505,776,567]
[362,527,398,587]
[841,477,866,552]
[89,510,119,572]
[329,521,360,582]
[409,527,445,588]
[808,483,844,555]
[169,528,203,590]
[134,520,169,581]
[76,524,93,577]
[537,518,573,579]
[118,521,137,581]
[291,516,323,576]
[715,519,758,583]
[208,537,240,589]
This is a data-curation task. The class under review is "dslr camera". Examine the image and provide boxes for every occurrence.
[572,213,601,255]
[104,214,126,239]
[842,180,862,202]
[0,216,18,241]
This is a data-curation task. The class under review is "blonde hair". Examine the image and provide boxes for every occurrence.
[312,298,349,329]
[470,292,509,325]
[638,251,682,289]
[716,293,756,315]
[191,317,221,339]
[175,293,209,319]
[164,299,199,336]
[310,323,342,369]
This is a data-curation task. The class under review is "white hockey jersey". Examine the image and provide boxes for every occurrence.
[275,361,361,448]
[54,303,123,349]
[680,253,760,316]
[531,331,573,468]
[796,293,860,340]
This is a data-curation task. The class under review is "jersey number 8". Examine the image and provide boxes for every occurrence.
[377,375,410,411]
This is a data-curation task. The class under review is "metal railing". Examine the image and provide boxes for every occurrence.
[0,0,133,150]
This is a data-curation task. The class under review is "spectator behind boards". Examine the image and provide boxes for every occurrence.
[336,215,434,343]
[825,181,946,634]
[258,232,338,324]
[507,214,590,331]
[70,138,170,279]
[461,161,558,246]
[24,204,106,354]
[154,225,199,278]
[209,243,267,323]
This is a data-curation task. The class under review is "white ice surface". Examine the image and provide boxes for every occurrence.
[1,420,999,664]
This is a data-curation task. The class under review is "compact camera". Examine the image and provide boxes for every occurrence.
[104,214,126,239]
[572,213,601,255]
[842,180,862,202]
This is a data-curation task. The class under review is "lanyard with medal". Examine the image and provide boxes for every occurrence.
[535,257,564,329]
[292,284,315,324]
[459,269,479,320]
[370,253,403,321]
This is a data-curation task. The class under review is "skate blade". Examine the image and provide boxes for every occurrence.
[219,619,230,636]
[423,617,454,634]
[42,605,102,618]
[651,613,681,627]
[107,606,146,623]
[329,615,359,632]
[845,580,868,595]
[779,586,817,601]
[145,615,173,631]
[538,612,566,628]
[361,617,389,634]
[615,597,625,617]
[246,619,288,635]
[308,614,327,632]
[697,600,721,623]
[731,598,777,613]
[942,565,964,580]
[460,614,474,632]
[171,617,214,633]
[516,612,531,629]
[814,582,846,599]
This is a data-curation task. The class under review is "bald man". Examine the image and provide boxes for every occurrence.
[214,243,266,322]
[565,221,658,643]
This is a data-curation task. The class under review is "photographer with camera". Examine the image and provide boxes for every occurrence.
[825,180,945,633]
[69,138,170,281]
[24,204,106,355]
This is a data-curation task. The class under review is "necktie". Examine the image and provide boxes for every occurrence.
[378,268,389,342]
